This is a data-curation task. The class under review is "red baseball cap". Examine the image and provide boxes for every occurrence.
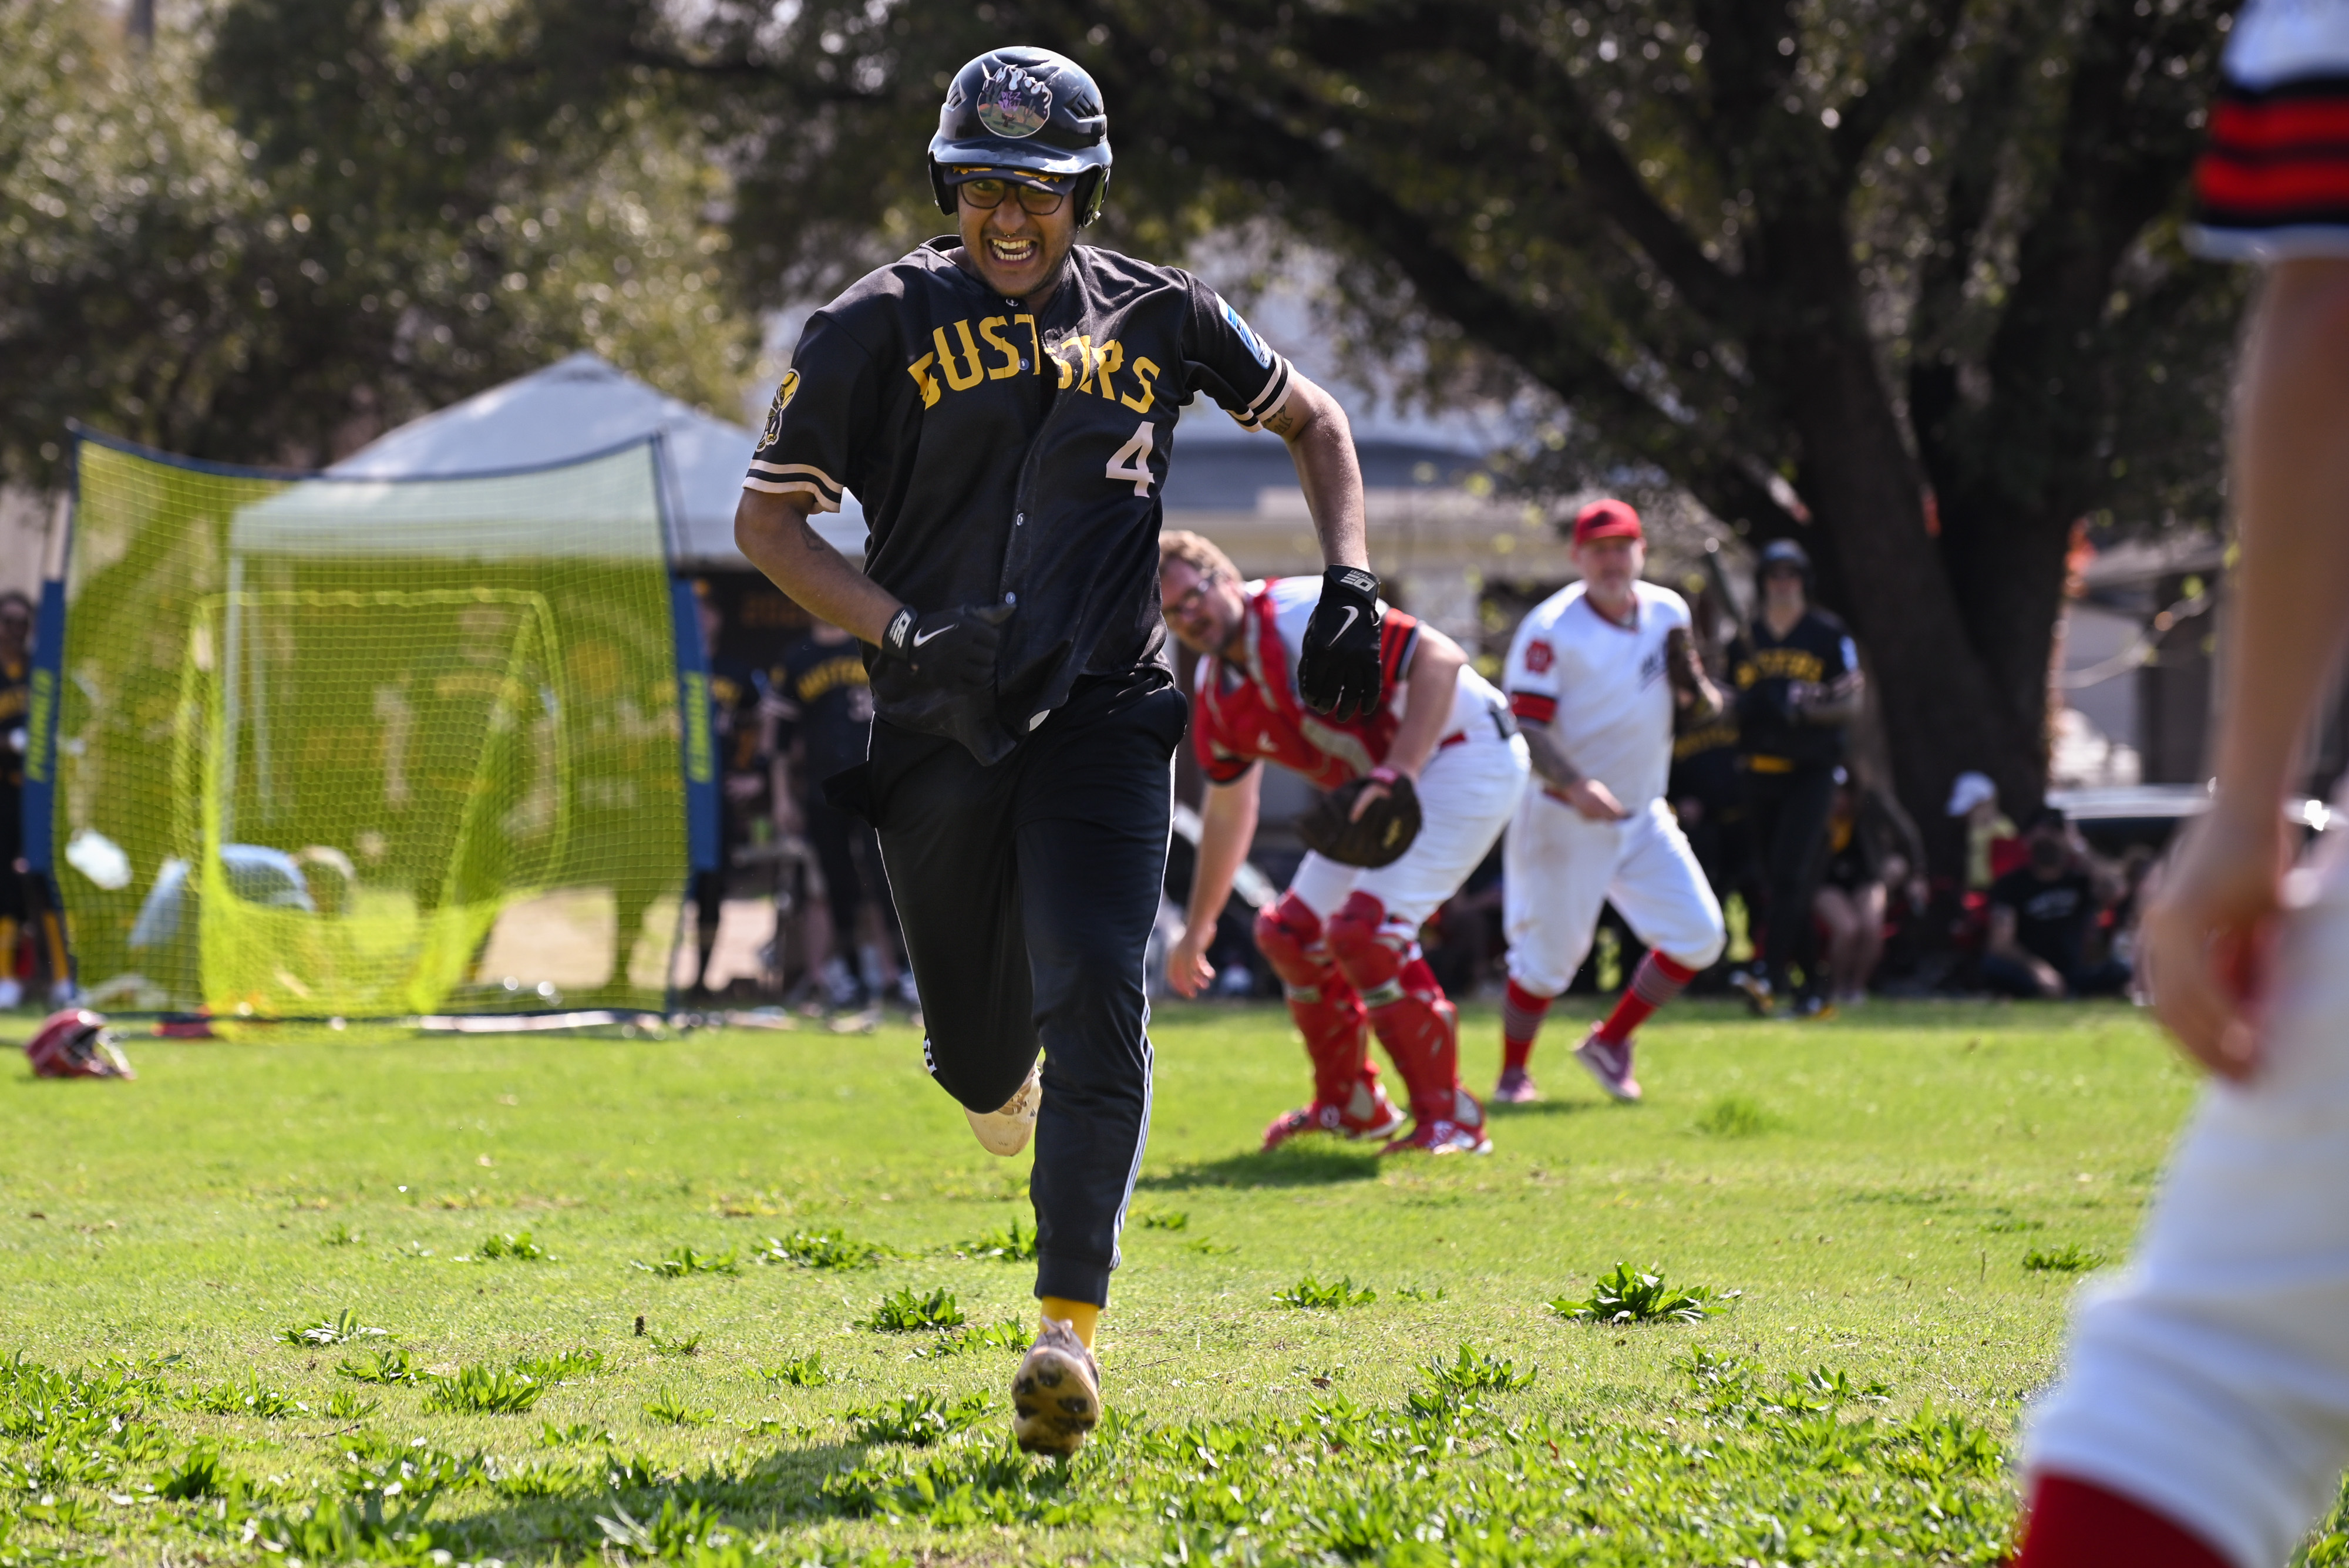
[1572,498,1643,544]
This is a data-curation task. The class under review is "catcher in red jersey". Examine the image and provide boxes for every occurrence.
[1160,531,1529,1155]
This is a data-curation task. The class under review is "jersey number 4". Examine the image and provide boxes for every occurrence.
[1106,420,1156,497]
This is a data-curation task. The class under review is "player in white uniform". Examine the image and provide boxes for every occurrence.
[1159,531,1529,1155]
[1496,500,1727,1104]
[2014,5,2349,1564]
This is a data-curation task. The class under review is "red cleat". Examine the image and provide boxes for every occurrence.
[1261,1079,1404,1151]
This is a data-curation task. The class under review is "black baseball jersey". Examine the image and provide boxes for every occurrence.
[0,651,26,793]
[1728,608,1857,769]
[769,635,877,786]
[745,239,1294,764]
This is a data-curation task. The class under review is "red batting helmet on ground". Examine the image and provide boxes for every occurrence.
[25,1010,136,1079]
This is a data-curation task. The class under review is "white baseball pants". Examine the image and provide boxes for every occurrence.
[1286,732,1529,928]
[1503,794,1725,997]
[2027,831,2349,1568]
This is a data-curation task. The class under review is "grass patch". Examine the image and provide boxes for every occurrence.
[510,1348,604,1382]
[847,1390,994,1446]
[421,1364,545,1415]
[1274,1274,1377,1309]
[861,1287,967,1333]
[1137,1209,1189,1231]
[1692,1092,1776,1138]
[631,1244,739,1277]
[335,1347,418,1385]
[1551,1261,1739,1325]
[2023,1244,2106,1273]
[643,1389,715,1428]
[460,1230,547,1262]
[759,1354,833,1388]
[1422,1342,1536,1394]
[964,1216,1038,1261]
[909,1320,1034,1360]
[757,1227,883,1270]
[278,1308,389,1345]
[180,1374,307,1418]
[647,1331,702,1358]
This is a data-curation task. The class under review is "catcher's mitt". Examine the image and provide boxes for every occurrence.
[1298,771,1423,868]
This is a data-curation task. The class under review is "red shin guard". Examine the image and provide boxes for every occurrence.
[2013,1473,2229,1568]
[1327,892,1476,1126]
[1256,893,1373,1105]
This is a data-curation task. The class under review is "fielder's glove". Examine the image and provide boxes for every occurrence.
[1297,566,1384,721]
[875,602,1014,695]
[1298,767,1423,869]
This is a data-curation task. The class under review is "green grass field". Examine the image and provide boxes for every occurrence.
[0,1000,2217,1564]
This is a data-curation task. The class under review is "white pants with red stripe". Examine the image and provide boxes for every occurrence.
[1503,793,1725,997]
[2025,830,2349,1568]
[1286,732,1529,929]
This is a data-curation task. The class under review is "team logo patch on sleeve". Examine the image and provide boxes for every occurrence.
[1523,640,1554,674]
[977,65,1053,138]
[1217,295,1274,368]
[760,370,800,449]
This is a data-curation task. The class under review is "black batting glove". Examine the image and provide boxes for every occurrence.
[1297,565,1384,721]
[874,601,1015,695]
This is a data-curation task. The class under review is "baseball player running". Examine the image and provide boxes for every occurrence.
[1496,500,1727,1104]
[1160,531,1529,1155]
[733,48,1382,1458]
[2015,5,2349,1564]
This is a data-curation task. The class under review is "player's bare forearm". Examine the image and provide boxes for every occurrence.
[1520,721,1586,793]
[1385,628,1465,780]
[1185,770,1261,940]
[1800,670,1865,726]
[2215,258,2349,812]
[1268,375,1368,571]
[733,489,903,647]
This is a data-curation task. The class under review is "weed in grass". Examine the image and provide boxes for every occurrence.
[1693,1093,1775,1138]
[966,1216,1038,1261]
[762,1354,834,1387]
[649,1331,703,1357]
[2024,1243,2106,1273]
[862,1287,967,1333]
[848,1389,992,1446]
[322,1388,381,1420]
[278,1308,390,1345]
[644,1389,716,1427]
[758,1228,883,1269]
[322,1223,362,1247]
[1183,1237,1238,1256]
[634,1244,740,1277]
[1138,1209,1189,1231]
[535,1421,616,1448]
[1551,1261,1739,1324]
[1394,1284,1448,1302]
[180,1375,307,1418]
[490,1455,584,1498]
[421,1364,544,1415]
[510,1348,604,1382]
[245,1494,440,1567]
[154,1443,240,1500]
[910,1320,1034,1360]
[596,1496,736,1557]
[1985,1213,2047,1233]
[336,1347,418,1385]
[1423,1342,1536,1394]
[461,1230,547,1261]
[1274,1274,1377,1309]
[1791,1365,1893,1404]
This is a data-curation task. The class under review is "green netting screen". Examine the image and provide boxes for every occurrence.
[55,435,687,1018]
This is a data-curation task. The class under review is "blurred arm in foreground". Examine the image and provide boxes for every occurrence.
[2143,258,2349,1079]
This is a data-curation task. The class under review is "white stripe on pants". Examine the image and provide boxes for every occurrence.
[2027,833,2349,1568]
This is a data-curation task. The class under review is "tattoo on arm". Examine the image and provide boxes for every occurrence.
[1261,399,1300,438]
[1522,724,1586,792]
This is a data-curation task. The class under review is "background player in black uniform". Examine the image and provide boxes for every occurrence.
[686,589,769,997]
[767,618,907,1013]
[1727,540,1864,1017]
[732,46,1382,1456]
[1,591,33,1008]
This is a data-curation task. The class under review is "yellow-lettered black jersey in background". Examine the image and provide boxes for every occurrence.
[745,241,1293,764]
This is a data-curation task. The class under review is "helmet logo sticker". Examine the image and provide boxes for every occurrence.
[977,63,1053,138]
[1217,296,1273,368]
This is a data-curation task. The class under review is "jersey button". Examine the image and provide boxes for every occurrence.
[1004,592,1018,606]
[1014,513,1025,526]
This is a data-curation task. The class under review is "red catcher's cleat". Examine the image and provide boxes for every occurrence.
[1261,1078,1404,1151]
[1573,1024,1642,1102]
[1492,1065,1540,1104]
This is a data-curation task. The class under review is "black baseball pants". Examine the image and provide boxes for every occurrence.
[1746,761,1838,996]
[864,672,1184,1307]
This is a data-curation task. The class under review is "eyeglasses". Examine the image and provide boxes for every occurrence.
[957,177,1068,217]
[1163,567,1222,621]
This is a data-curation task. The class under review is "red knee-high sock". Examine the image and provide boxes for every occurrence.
[1502,980,1552,1071]
[2013,1473,2229,1568]
[1597,952,1697,1045]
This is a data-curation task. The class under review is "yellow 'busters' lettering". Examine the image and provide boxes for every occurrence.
[935,322,986,392]
[1120,355,1160,413]
[1014,314,1039,372]
[908,353,943,408]
[1093,338,1123,401]
[978,317,1023,380]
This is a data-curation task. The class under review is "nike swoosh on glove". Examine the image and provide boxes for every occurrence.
[876,602,1015,695]
[1297,566,1384,721]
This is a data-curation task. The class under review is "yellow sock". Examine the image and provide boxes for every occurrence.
[1038,1296,1099,1350]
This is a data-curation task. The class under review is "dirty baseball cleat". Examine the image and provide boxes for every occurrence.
[1012,1317,1102,1456]
[965,1059,1042,1156]
[1261,1077,1404,1151]
[1573,1024,1643,1102]
[1492,1065,1540,1105]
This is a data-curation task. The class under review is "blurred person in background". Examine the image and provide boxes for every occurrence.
[686,589,772,998]
[0,591,68,1008]
[1727,540,1865,1018]
[1812,769,1928,1006]
[1981,805,2130,1000]
[1947,769,2020,893]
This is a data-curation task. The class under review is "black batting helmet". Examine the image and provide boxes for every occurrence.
[1755,538,1812,591]
[928,48,1113,226]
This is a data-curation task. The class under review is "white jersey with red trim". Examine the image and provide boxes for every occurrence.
[1193,577,1509,790]
[1503,580,1691,812]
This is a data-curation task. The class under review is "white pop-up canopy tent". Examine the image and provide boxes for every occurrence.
[324,351,866,562]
